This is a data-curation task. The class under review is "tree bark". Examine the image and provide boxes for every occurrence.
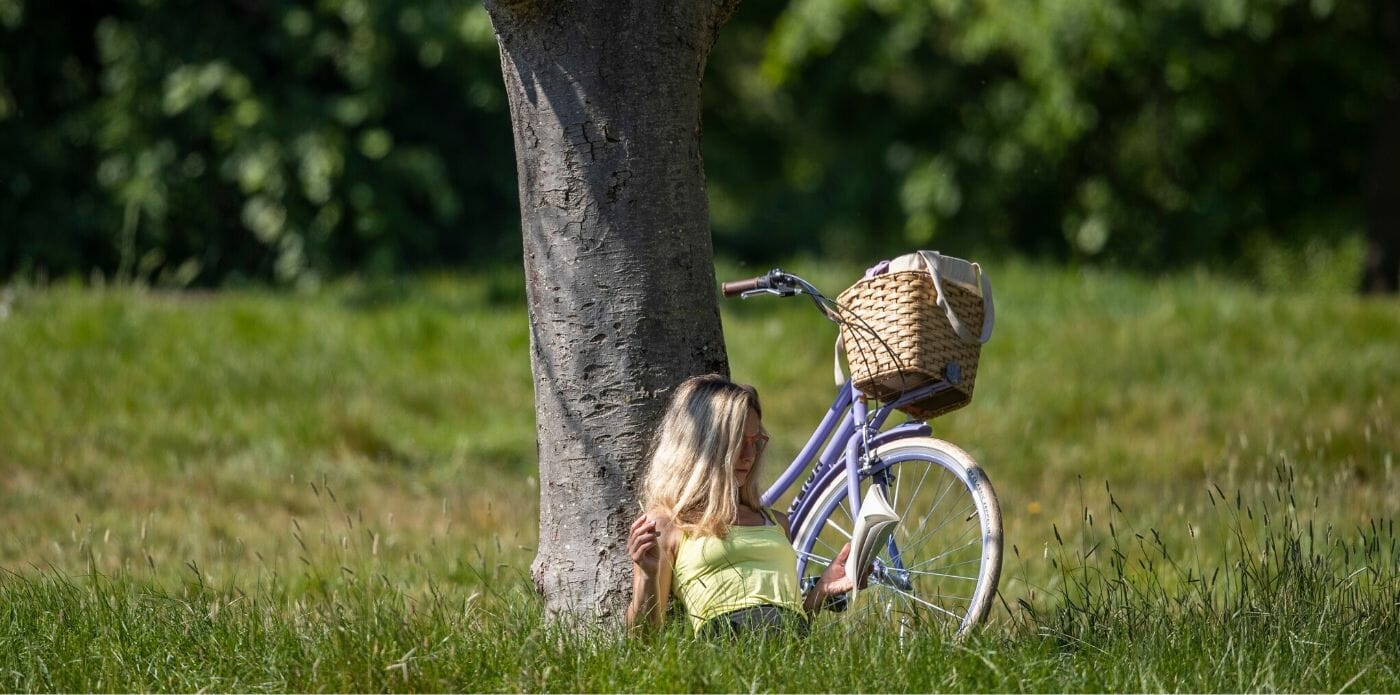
[485,0,737,619]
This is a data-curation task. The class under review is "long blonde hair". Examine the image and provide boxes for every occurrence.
[641,374,767,538]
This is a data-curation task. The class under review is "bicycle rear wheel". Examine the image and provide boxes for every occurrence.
[792,437,1002,637]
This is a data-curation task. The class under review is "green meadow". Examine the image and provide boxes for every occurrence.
[1,260,1396,691]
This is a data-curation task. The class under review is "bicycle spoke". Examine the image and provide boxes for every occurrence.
[847,585,918,628]
[899,566,980,582]
[823,517,853,541]
[913,512,978,555]
[903,520,980,570]
[898,460,935,521]
[872,581,976,604]
[909,592,973,603]
[906,554,983,575]
[892,461,903,510]
[917,476,959,531]
[901,501,976,552]
[811,539,840,568]
[881,590,918,626]
[874,585,963,622]
[899,496,957,546]
[897,473,958,545]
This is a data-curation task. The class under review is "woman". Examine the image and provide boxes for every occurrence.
[625,374,856,636]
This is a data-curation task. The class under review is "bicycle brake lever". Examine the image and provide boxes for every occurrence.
[739,287,800,299]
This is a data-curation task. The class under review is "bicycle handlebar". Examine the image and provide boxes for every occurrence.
[721,268,810,298]
[721,276,767,297]
[721,268,840,325]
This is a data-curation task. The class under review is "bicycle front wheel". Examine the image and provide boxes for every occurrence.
[792,437,1002,637]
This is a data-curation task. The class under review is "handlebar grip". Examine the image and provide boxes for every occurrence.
[721,277,765,297]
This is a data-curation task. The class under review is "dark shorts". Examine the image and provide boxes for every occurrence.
[698,604,810,639]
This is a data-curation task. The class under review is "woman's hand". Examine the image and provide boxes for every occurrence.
[628,515,662,578]
[626,514,673,633]
[819,543,857,595]
[805,543,871,612]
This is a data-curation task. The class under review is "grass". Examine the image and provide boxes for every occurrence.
[3,496,1395,691]
[0,259,1396,691]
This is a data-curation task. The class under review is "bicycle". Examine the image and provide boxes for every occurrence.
[720,266,1003,638]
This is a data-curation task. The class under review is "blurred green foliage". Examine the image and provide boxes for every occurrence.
[1,0,514,285]
[707,0,1393,271]
[0,0,1394,284]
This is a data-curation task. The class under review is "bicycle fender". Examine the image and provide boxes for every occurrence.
[854,424,935,480]
[867,422,933,451]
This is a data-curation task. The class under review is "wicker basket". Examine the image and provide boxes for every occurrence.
[836,256,991,419]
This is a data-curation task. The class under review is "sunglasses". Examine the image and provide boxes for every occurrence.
[741,432,770,456]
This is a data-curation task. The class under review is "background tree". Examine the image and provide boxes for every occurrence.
[705,0,1395,282]
[483,0,735,618]
[1361,0,1399,293]
[1,0,516,284]
[2,0,1395,288]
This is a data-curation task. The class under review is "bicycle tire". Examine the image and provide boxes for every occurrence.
[792,437,1002,638]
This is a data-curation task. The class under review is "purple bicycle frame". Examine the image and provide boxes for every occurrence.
[759,378,955,536]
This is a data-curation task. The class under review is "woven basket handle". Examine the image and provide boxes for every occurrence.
[919,251,994,345]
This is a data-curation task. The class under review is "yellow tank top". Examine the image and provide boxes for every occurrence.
[670,514,803,633]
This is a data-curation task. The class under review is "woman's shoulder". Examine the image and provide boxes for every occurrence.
[644,511,682,552]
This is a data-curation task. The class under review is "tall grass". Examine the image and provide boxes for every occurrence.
[3,468,1394,691]
[1,261,1396,690]
[1011,466,1398,690]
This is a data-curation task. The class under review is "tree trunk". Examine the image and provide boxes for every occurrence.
[485,0,737,620]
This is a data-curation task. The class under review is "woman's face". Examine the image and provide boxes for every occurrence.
[734,407,766,486]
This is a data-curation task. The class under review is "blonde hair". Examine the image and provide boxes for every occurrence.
[641,374,767,538]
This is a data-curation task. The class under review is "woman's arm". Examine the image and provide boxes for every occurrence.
[624,514,674,633]
[771,509,854,614]
[802,543,857,614]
